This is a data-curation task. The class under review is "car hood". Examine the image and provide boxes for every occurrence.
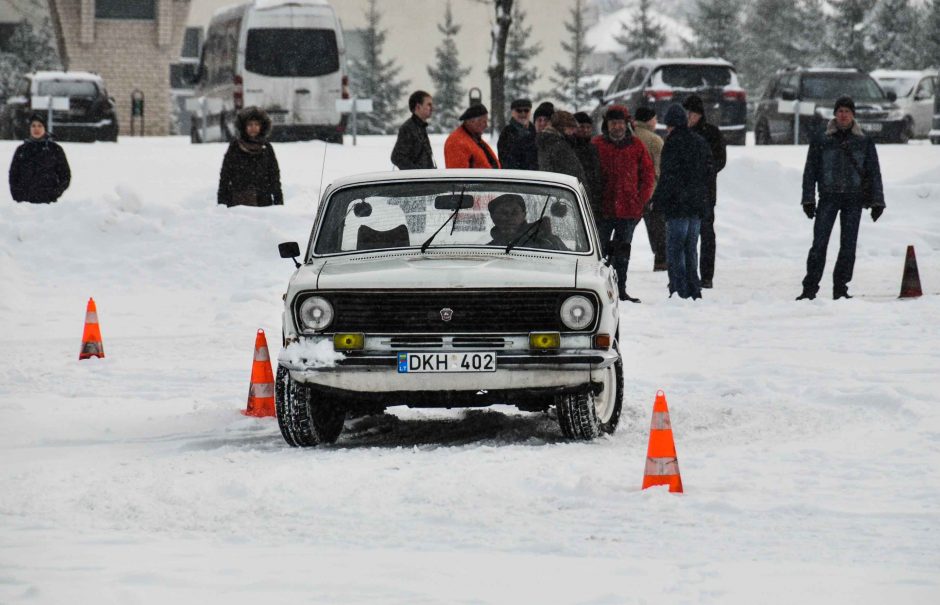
[311,252,583,290]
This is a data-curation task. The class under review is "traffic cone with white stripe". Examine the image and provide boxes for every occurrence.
[242,329,275,417]
[79,298,105,360]
[642,390,683,493]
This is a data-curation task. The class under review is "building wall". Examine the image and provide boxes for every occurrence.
[48,0,192,136]
[187,0,576,121]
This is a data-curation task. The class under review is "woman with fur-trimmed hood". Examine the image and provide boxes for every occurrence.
[217,107,283,207]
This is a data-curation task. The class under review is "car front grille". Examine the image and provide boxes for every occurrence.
[298,289,597,334]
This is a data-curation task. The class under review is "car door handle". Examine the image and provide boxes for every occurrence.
[295,89,310,95]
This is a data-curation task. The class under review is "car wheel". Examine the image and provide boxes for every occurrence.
[190,123,202,144]
[899,117,913,144]
[755,121,771,145]
[555,357,623,440]
[275,365,346,447]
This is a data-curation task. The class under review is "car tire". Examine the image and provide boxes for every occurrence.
[555,357,623,440]
[899,117,913,144]
[275,365,346,447]
[190,123,202,144]
[755,121,771,145]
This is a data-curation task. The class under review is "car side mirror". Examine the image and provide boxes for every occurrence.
[780,88,797,101]
[591,89,604,101]
[886,90,897,103]
[279,241,301,268]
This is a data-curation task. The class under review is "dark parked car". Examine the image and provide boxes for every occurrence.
[591,58,747,146]
[1,71,118,142]
[754,67,906,144]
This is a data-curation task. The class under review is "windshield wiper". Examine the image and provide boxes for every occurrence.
[421,187,466,253]
[505,195,551,253]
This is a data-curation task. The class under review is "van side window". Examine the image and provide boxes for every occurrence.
[628,67,648,90]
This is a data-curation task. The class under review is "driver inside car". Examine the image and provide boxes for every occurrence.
[486,193,567,250]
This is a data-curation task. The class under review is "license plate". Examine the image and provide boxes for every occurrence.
[398,352,496,373]
[861,122,882,132]
[269,113,288,124]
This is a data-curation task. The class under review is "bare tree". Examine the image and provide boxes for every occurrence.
[475,0,514,131]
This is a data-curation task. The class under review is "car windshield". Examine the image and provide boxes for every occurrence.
[314,181,591,255]
[874,77,918,98]
[653,65,733,89]
[37,80,98,97]
[801,75,885,101]
[245,28,339,77]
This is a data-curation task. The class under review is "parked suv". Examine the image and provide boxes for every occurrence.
[591,58,747,145]
[871,69,938,141]
[754,67,905,144]
[0,71,118,142]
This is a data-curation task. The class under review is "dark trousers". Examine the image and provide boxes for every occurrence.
[643,203,667,267]
[666,217,701,299]
[801,196,862,296]
[599,218,639,294]
[699,205,716,282]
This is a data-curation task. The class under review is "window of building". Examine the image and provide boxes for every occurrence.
[96,0,156,20]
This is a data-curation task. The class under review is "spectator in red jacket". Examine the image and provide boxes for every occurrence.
[592,105,655,302]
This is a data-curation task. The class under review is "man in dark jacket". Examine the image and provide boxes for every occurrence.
[797,96,885,300]
[497,98,538,170]
[537,111,588,184]
[650,104,713,300]
[573,111,603,218]
[683,95,726,289]
[217,106,283,206]
[9,113,71,203]
[391,90,435,170]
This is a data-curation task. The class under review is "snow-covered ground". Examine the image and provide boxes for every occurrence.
[1,133,938,604]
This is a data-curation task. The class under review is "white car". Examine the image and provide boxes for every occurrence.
[871,69,938,140]
[276,170,623,445]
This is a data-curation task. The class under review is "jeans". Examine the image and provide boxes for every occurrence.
[666,217,702,299]
[700,205,716,282]
[598,218,639,294]
[801,196,862,296]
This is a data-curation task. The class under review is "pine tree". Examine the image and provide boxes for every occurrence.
[868,0,919,70]
[504,4,542,104]
[684,0,744,61]
[922,0,940,69]
[826,0,877,71]
[614,0,666,62]
[737,0,823,94]
[0,17,61,100]
[550,0,597,111]
[427,2,471,133]
[347,0,410,134]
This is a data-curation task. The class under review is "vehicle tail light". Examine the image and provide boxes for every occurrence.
[645,89,673,102]
[723,89,746,102]
[233,75,244,110]
[341,75,350,99]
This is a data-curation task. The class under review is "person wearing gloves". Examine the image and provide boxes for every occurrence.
[217,106,283,207]
[8,113,71,204]
[797,96,885,300]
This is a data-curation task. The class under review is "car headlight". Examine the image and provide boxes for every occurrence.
[887,109,905,121]
[560,295,595,330]
[815,107,834,120]
[299,296,334,331]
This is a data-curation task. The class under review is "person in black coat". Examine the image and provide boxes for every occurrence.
[8,113,71,204]
[391,90,435,170]
[572,111,603,218]
[497,98,538,170]
[683,95,726,289]
[797,96,885,300]
[650,104,713,300]
[217,106,283,207]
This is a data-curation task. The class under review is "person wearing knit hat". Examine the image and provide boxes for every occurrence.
[536,110,590,203]
[444,103,500,169]
[571,111,603,216]
[682,94,725,289]
[648,103,712,300]
[796,95,885,301]
[8,112,71,203]
[497,97,538,170]
[632,106,667,271]
[590,104,655,302]
[533,102,554,133]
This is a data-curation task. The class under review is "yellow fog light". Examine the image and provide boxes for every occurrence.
[529,332,560,350]
[333,332,365,351]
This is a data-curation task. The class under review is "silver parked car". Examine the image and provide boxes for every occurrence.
[871,69,938,141]
[275,170,623,446]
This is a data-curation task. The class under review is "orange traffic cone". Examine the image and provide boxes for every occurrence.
[899,245,923,298]
[79,298,105,360]
[642,390,683,493]
[242,329,275,417]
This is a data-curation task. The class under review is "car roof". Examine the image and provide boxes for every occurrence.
[29,70,104,83]
[624,57,735,69]
[870,69,938,79]
[326,169,583,191]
